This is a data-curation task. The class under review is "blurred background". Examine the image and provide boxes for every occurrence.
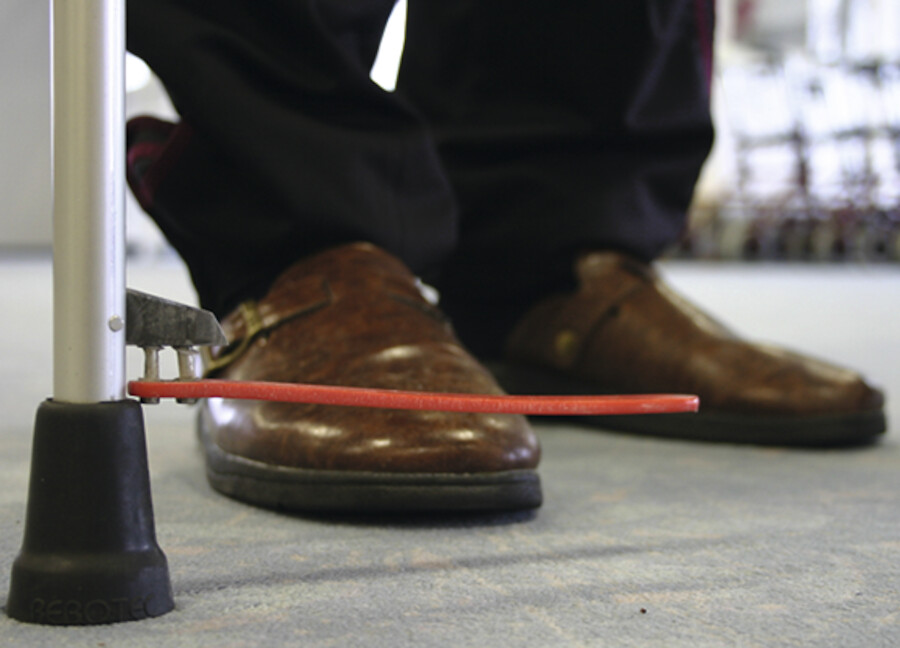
[691,0,900,262]
[3,0,900,262]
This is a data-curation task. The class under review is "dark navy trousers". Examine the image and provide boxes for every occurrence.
[127,0,715,356]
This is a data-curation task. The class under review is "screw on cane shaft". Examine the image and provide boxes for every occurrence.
[174,346,201,404]
[140,345,162,403]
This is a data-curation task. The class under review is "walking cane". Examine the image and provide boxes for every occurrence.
[6,0,175,624]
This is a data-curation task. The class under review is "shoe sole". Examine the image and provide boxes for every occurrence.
[490,362,886,447]
[198,415,543,514]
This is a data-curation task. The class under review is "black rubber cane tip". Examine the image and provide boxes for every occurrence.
[6,399,174,625]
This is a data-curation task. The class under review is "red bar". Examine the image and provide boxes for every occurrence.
[128,379,699,416]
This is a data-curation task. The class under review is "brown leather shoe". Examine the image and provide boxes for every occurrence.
[199,243,541,513]
[496,252,886,446]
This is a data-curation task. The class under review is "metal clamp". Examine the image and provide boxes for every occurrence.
[125,289,226,404]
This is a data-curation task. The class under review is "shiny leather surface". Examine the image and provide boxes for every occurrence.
[203,243,540,473]
[505,252,884,417]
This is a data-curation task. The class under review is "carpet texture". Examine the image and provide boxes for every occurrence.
[0,258,897,647]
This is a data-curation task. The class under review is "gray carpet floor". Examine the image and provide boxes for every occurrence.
[0,257,897,647]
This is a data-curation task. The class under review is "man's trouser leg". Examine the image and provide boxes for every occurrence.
[398,0,715,356]
[127,0,457,317]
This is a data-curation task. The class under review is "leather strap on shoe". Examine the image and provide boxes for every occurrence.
[506,255,648,371]
[203,278,334,376]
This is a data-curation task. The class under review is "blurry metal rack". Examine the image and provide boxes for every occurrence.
[680,55,900,262]
[676,0,900,262]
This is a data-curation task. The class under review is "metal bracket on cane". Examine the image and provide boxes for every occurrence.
[125,289,227,403]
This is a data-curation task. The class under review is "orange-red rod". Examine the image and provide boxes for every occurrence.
[128,379,699,416]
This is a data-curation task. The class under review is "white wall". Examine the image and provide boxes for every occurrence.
[0,0,51,247]
[0,0,178,252]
